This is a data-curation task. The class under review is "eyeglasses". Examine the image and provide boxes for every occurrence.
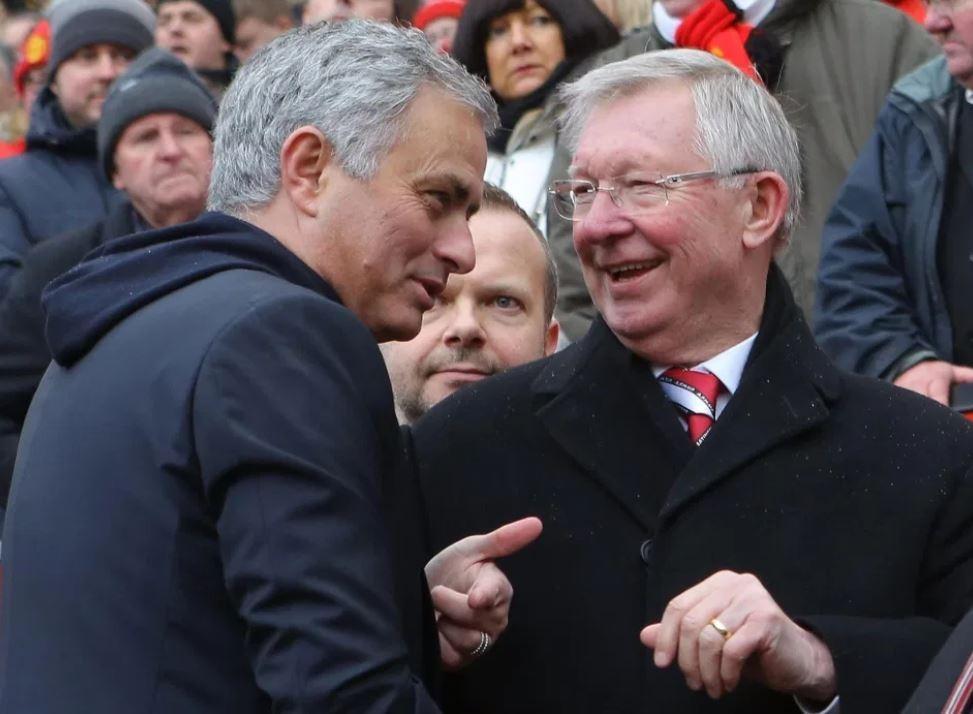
[549,168,757,222]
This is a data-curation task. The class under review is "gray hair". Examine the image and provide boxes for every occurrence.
[208,21,498,215]
[558,49,802,241]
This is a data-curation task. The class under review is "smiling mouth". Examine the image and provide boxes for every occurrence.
[607,259,664,283]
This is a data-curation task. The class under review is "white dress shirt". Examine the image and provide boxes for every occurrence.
[653,333,840,714]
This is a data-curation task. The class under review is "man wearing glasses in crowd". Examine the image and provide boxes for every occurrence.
[411,49,973,714]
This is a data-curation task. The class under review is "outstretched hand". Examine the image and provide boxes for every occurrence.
[425,517,543,670]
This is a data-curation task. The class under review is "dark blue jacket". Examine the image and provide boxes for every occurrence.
[815,56,957,379]
[0,213,440,713]
[0,87,122,296]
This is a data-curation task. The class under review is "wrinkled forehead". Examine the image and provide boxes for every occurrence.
[569,84,700,178]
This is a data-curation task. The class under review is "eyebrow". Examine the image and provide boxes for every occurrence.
[436,174,480,216]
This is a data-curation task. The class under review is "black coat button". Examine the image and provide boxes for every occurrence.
[640,539,654,564]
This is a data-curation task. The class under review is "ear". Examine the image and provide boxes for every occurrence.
[544,319,560,356]
[278,125,334,218]
[112,172,126,192]
[740,171,788,251]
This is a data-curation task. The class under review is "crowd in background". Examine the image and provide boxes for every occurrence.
[0,0,970,710]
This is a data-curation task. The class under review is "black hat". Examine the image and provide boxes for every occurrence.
[157,0,235,45]
[47,0,155,82]
[98,47,218,179]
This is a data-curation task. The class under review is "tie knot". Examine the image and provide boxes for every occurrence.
[660,368,723,414]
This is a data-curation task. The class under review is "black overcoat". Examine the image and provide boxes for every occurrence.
[413,269,973,713]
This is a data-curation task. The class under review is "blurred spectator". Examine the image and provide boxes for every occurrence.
[303,0,352,23]
[232,0,293,62]
[593,0,652,31]
[452,0,619,234]
[0,44,26,157]
[546,0,939,343]
[382,184,558,424]
[411,0,463,54]
[0,0,154,297]
[13,17,49,111]
[0,47,216,506]
[155,0,237,96]
[0,9,40,48]
[815,2,973,406]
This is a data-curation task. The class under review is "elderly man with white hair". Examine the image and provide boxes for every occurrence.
[412,49,973,714]
[0,22,541,714]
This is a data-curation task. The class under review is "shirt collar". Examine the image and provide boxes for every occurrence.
[966,88,973,105]
[652,332,758,396]
[653,0,777,44]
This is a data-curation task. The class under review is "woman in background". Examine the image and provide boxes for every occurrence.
[452,0,618,234]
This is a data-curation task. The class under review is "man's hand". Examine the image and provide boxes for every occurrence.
[425,517,542,670]
[894,360,973,405]
[640,571,836,703]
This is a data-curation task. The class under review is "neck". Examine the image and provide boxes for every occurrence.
[621,282,766,367]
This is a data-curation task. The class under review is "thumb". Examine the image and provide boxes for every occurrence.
[470,516,543,561]
[640,623,661,650]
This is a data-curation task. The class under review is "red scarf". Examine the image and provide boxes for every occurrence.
[675,0,762,82]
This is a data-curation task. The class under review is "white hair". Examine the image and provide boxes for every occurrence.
[208,21,498,215]
[558,49,802,240]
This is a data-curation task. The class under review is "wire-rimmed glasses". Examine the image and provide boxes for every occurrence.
[549,168,757,222]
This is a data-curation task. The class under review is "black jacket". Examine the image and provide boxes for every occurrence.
[0,213,440,713]
[413,268,973,713]
[0,200,139,507]
[0,87,123,296]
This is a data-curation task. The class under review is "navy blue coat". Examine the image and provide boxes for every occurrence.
[0,213,440,713]
[815,57,958,379]
[0,87,122,295]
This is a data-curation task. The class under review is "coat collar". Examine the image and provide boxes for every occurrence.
[532,266,843,530]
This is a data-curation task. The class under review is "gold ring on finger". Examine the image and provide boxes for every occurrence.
[708,618,732,641]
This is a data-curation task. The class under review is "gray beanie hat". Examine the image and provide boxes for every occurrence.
[47,0,156,82]
[98,48,218,179]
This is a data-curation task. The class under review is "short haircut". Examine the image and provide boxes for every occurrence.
[208,21,498,215]
[480,183,558,324]
[558,49,802,242]
[232,0,290,24]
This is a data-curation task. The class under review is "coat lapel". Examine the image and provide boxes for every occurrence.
[659,270,843,526]
[534,319,694,531]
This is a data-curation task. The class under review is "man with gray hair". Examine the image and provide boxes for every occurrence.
[0,21,542,713]
[413,49,973,713]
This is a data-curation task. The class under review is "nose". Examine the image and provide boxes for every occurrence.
[573,190,633,250]
[924,4,950,32]
[157,129,184,158]
[442,299,486,349]
[95,52,121,80]
[434,218,476,276]
[509,20,534,50]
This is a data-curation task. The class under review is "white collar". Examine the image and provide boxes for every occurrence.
[966,88,973,105]
[652,332,758,396]
[653,0,777,44]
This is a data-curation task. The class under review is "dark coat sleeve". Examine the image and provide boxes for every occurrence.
[803,460,973,712]
[191,292,440,714]
[814,101,940,379]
